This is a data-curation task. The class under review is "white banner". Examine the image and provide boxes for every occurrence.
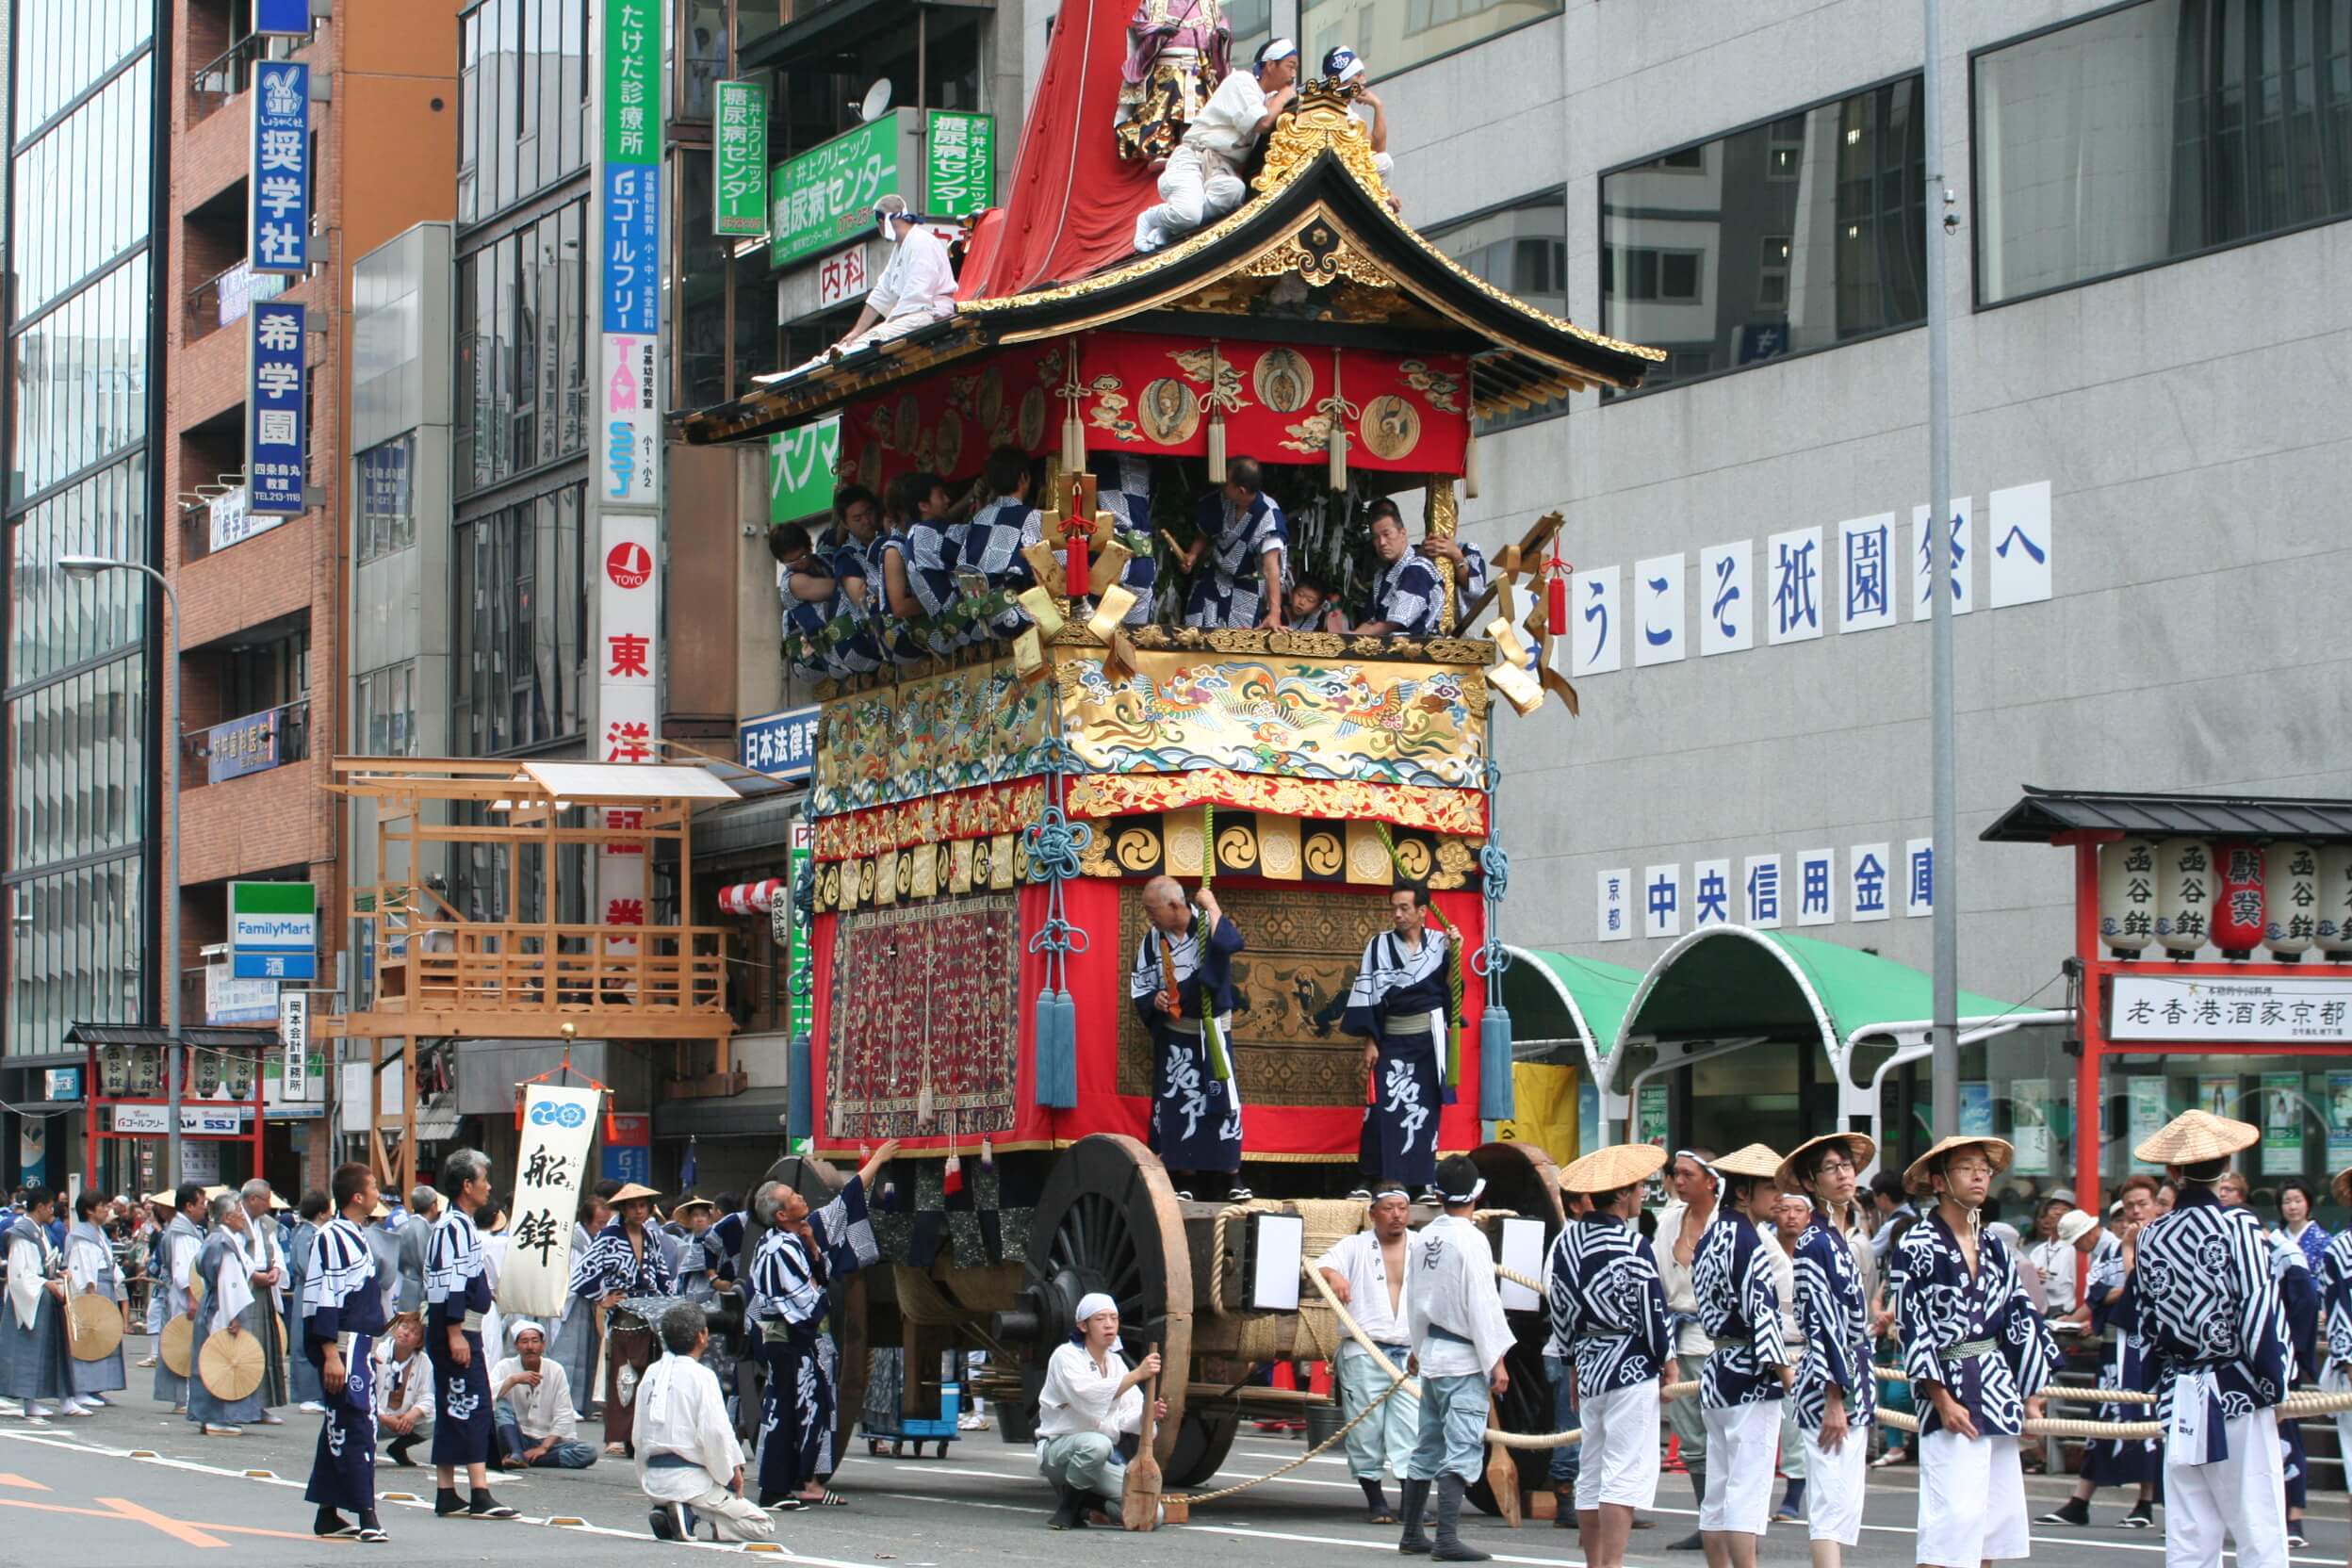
[278,991,310,1099]
[113,1104,247,1135]
[2111,973,2352,1043]
[498,1085,601,1317]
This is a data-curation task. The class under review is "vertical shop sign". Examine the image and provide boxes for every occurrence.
[2010,1078,2050,1173]
[715,80,770,236]
[247,302,307,515]
[923,109,995,217]
[250,61,309,273]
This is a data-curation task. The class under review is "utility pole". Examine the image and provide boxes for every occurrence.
[1922,0,1961,1138]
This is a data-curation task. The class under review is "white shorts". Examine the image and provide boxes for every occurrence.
[1917,1429,2029,1566]
[1802,1421,1869,1545]
[2164,1409,2288,1568]
[1697,1401,1782,1537]
[2329,1365,2352,1483]
[1572,1379,1660,1511]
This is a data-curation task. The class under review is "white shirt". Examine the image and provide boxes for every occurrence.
[1315,1229,1409,1355]
[2028,1236,2079,1315]
[240,1216,286,1309]
[1652,1199,1715,1358]
[1184,68,1269,163]
[374,1344,436,1423]
[634,1352,743,1499]
[491,1354,576,1443]
[1769,1233,1802,1342]
[868,224,957,324]
[1405,1213,1512,1379]
[1037,1340,1143,1442]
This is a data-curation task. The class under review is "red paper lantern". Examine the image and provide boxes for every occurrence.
[2212,841,2265,956]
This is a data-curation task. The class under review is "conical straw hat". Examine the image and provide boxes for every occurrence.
[2132,1108,2257,1167]
[2332,1167,2352,1207]
[608,1182,662,1203]
[159,1315,195,1376]
[1708,1143,1785,1182]
[1903,1135,2014,1197]
[1775,1132,1877,1194]
[1559,1143,1667,1194]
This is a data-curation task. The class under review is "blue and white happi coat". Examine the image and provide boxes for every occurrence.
[955,497,1037,640]
[570,1218,678,1302]
[1895,1211,2057,1438]
[303,1216,388,1515]
[425,1207,496,1465]
[2132,1186,2293,1463]
[1790,1213,1874,1432]
[1544,1212,1672,1397]
[1693,1209,1788,1408]
[1365,553,1444,636]
[1128,916,1246,1171]
[1098,454,1156,624]
[1343,926,1454,1188]
[749,1176,878,1496]
[2080,1228,2157,1482]
[1184,490,1288,629]
[2321,1228,2352,1377]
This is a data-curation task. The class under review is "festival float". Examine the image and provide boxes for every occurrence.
[676,0,1661,1503]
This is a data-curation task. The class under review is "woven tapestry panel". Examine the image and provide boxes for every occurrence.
[1116,884,1387,1107]
[827,892,1022,1140]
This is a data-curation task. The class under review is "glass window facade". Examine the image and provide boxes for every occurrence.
[7,859,147,1058]
[8,458,150,689]
[454,196,589,496]
[451,480,587,755]
[352,661,419,758]
[458,0,591,227]
[1601,76,1928,394]
[2102,1051,2352,1225]
[1428,191,1569,427]
[355,434,416,564]
[1301,0,1560,81]
[8,250,151,506]
[1974,0,2352,305]
[11,0,149,139]
[9,55,154,322]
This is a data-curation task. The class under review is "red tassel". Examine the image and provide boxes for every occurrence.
[1547,572,1568,637]
[943,1153,965,1197]
[1066,535,1090,597]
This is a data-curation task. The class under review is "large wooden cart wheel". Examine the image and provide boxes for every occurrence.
[1021,1134,1193,1466]
[762,1152,872,1465]
[1465,1138,1566,1517]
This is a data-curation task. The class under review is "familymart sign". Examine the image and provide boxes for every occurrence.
[230,880,318,981]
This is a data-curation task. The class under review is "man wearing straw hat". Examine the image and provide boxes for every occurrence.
[1894,1135,2055,1568]
[1397,1153,1512,1563]
[1690,1146,1792,1568]
[2042,1181,2163,1531]
[2131,1109,2295,1568]
[1778,1133,1878,1568]
[1547,1142,1672,1568]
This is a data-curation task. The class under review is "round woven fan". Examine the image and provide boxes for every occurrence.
[160,1315,195,1376]
[68,1295,123,1361]
[199,1326,265,1401]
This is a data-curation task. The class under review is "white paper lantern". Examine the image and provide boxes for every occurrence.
[2316,845,2352,959]
[2262,841,2319,959]
[2153,836,2213,956]
[2098,837,2159,956]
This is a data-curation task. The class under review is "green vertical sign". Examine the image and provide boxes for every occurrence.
[769,112,905,269]
[715,80,769,237]
[786,834,814,1040]
[603,0,659,166]
[769,416,842,525]
[923,109,995,218]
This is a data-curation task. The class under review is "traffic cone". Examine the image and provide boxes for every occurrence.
[1308,1361,1332,1398]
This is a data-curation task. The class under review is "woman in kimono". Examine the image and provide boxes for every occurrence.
[188,1192,266,1435]
[571,1182,675,1456]
[3,1189,80,1421]
[62,1190,126,1406]
[1690,1145,1792,1567]
[153,1182,208,1410]
[285,1190,330,1410]
[550,1190,609,1420]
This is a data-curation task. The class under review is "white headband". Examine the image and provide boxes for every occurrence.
[1442,1177,1486,1205]
[1259,38,1298,67]
[1074,1291,1119,1326]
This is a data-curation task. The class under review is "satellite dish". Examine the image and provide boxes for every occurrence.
[858,78,892,122]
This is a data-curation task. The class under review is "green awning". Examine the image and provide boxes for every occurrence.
[1614,927,2020,1059]
[1502,947,1644,1065]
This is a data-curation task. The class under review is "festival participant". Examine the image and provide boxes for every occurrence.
[1314,1187,1416,1522]
[1283,575,1342,631]
[373,1314,435,1466]
[814,196,956,363]
[424,1148,518,1520]
[1548,1143,1672,1568]
[2132,1112,2294,1568]
[1116,0,1231,164]
[881,469,968,657]
[572,1180,675,1455]
[1037,1292,1165,1530]
[286,1190,331,1412]
[2319,1167,2352,1557]
[1343,887,1455,1202]
[639,1302,776,1544]
[1128,876,1247,1200]
[1094,453,1159,626]
[2265,1217,2321,1549]
[1777,1134,1879,1568]
[63,1189,127,1407]
[1135,39,1297,252]
[550,1190,609,1419]
[1895,1135,2054,1568]
[396,1185,441,1313]
[1538,1185,1592,1527]
[304,1163,390,1543]
[154,1181,207,1413]
[1398,1154,1512,1563]
[1691,1146,1791,1568]
[1183,458,1288,629]
[1652,1148,1721,1549]
[783,488,886,681]
[669,1200,728,1311]
[1,1189,77,1421]
[1355,501,1445,637]
[1767,1190,1808,1525]
[491,1319,596,1469]
[238,1179,291,1422]
[2044,1174,2164,1529]
[188,1192,265,1435]
[747,1142,896,1510]
[956,447,1041,642]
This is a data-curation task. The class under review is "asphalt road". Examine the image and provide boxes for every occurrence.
[3,1371,2344,1568]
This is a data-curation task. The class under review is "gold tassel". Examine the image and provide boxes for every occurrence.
[1206,341,1228,483]
[1327,348,1348,492]
[1061,335,1086,474]
[1463,423,1480,499]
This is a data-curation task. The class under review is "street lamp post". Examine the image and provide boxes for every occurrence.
[59,554,184,1185]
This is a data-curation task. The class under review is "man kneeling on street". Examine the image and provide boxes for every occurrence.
[493,1318,596,1469]
[638,1302,774,1544]
[1037,1292,1168,1529]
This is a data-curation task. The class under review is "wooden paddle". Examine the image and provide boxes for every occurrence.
[1484,1394,1521,1527]
[1121,1341,1163,1531]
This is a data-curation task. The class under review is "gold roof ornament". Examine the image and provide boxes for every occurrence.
[1251,83,1388,198]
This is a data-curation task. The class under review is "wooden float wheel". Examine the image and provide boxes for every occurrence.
[1465,1138,1566,1517]
[1162,1405,1241,1489]
[1024,1134,1193,1465]
[761,1152,873,1463]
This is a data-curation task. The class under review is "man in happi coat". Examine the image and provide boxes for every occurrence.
[1546,1143,1671,1568]
[1344,886,1455,1202]
[571,1180,676,1453]
[285,1189,331,1410]
[1690,1146,1793,1568]
[2,1189,78,1421]
[1895,1135,2054,1568]
[62,1190,126,1406]
[2132,1111,2294,1568]
[955,447,1041,643]
[1093,453,1158,625]
[1116,0,1229,164]
[237,1179,290,1421]
[1128,876,1247,1200]
[154,1181,208,1410]
[747,1142,894,1509]
[1777,1134,1879,1566]
[1182,458,1288,629]
[305,1163,391,1543]
[188,1192,266,1434]
[2043,1172,2164,1529]
[2320,1166,2352,1531]
[424,1148,519,1520]
[1355,501,1446,637]
[1397,1155,1511,1563]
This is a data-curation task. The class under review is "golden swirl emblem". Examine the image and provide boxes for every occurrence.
[1215,824,1258,871]
[1303,831,1345,877]
[818,863,841,909]
[1392,838,1433,881]
[937,842,955,884]
[894,856,914,896]
[857,859,877,902]
[1114,825,1164,872]
[972,840,993,886]
[1014,838,1033,882]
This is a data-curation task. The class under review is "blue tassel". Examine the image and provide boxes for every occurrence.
[786,1031,814,1143]
[1478,1004,1515,1122]
[1049,988,1080,1108]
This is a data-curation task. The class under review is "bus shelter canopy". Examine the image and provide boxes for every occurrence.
[1501,947,1642,1080]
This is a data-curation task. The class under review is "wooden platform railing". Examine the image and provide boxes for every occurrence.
[370,918,730,1018]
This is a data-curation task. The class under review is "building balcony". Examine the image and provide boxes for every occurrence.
[187,697,310,786]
